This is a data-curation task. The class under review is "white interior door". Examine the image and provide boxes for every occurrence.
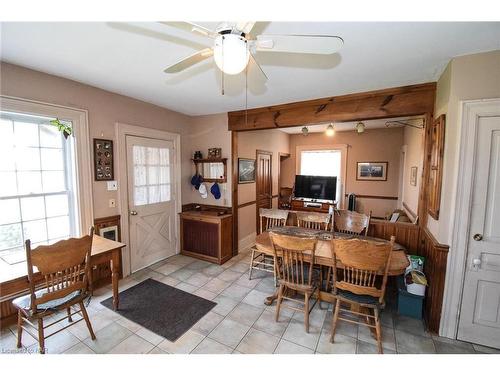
[126,135,176,272]
[457,115,500,348]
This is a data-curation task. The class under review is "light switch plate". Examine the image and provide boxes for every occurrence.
[107,180,118,191]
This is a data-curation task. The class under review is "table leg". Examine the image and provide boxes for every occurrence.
[111,250,120,310]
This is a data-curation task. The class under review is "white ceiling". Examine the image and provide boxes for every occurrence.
[278,116,424,134]
[1,22,499,116]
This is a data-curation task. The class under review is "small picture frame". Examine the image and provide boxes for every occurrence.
[356,161,388,181]
[94,139,114,181]
[238,158,255,184]
[208,147,222,159]
[410,166,418,186]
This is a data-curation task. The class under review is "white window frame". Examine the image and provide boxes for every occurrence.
[296,144,348,208]
[0,96,94,239]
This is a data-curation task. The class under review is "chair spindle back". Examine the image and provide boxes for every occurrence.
[334,210,370,236]
[296,212,331,231]
[260,208,289,233]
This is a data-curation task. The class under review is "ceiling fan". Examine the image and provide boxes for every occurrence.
[161,22,344,80]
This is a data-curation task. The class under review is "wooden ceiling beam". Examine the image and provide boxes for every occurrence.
[228,82,436,131]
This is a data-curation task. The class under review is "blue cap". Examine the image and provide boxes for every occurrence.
[190,174,203,190]
[210,182,221,199]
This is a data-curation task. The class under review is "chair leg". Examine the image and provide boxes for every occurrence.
[304,292,310,333]
[67,307,73,322]
[16,310,23,348]
[275,284,284,322]
[79,301,96,340]
[37,318,45,354]
[330,299,341,343]
[374,308,383,354]
[248,248,256,280]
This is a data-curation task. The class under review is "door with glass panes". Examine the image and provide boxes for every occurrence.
[126,135,176,272]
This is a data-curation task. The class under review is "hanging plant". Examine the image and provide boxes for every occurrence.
[49,118,72,139]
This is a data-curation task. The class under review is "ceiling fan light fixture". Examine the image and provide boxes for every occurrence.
[356,122,365,134]
[213,34,249,75]
[326,123,335,137]
[302,126,309,136]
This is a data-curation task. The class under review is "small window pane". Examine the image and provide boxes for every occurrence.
[0,119,14,145]
[134,166,146,186]
[15,147,40,171]
[42,171,65,192]
[0,223,22,250]
[47,216,70,239]
[148,166,159,185]
[41,148,64,170]
[14,122,39,147]
[20,196,45,221]
[17,171,42,194]
[159,166,170,184]
[148,185,160,204]
[23,219,48,243]
[0,172,18,197]
[40,124,63,148]
[45,194,68,217]
[134,186,147,206]
[133,145,146,165]
[159,148,169,165]
[160,184,171,202]
[0,146,15,171]
[0,199,20,225]
[147,147,159,165]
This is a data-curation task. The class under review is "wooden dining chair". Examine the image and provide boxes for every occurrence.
[296,211,331,231]
[249,208,290,284]
[13,228,96,354]
[329,236,395,353]
[270,232,320,333]
[333,209,370,236]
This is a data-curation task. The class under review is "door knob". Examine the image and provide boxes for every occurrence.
[130,210,138,216]
[473,233,483,241]
[472,258,482,271]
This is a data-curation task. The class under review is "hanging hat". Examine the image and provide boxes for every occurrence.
[198,183,208,199]
[190,174,203,190]
[210,182,221,200]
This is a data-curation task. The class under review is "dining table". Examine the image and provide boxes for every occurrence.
[254,226,410,306]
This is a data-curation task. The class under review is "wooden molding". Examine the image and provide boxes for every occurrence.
[427,114,446,220]
[228,83,436,131]
[238,200,257,209]
[344,194,398,201]
[402,201,418,221]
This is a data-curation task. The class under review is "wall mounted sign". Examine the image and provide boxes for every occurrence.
[410,166,418,186]
[94,139,114,181]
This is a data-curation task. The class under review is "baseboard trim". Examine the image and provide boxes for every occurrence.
[238,232,256,252]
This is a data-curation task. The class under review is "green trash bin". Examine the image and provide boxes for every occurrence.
[397,275,424,319]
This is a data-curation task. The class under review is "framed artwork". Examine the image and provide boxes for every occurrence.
[410,166,418,186]
[238,158,255,184]
[356,161,388,181]
[428,114,446,220]
[94,139,114,181]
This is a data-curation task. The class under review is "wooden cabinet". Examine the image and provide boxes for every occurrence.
[179,210,233,265]
[291,198,334,213]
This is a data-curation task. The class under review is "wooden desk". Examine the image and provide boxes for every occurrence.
[90,235,126,310]
[255,228,410,305]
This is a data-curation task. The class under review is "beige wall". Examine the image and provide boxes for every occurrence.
[237,129,290,248]
[183,114,231,207]
[401,126,424,218]
[428,50,500,244]
[0,62,196,220]
[282,127,404,218]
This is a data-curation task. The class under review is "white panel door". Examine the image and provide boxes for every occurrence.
[458,115,500,348]
[126,135,176,272]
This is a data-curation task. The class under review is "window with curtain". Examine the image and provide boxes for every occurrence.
[300,149,342,201]
[0,112,77,269]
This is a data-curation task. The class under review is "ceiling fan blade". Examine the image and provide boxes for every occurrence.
[158,22,217,38]
[249,53,268,81]
[236,21,256,35]
[164,48,214,73]
[256,34,344,54]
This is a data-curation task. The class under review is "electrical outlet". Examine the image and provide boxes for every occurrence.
[109,199,116,208]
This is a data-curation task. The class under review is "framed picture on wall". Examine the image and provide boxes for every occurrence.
[356,161,388,181]
[94,139,114,181]
[238,158,255,184]
[410,166,418,186]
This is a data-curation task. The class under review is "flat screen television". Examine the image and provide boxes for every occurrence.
[294,175,337,201]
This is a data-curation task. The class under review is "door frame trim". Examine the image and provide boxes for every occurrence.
[115,122,182,277]
[255,149,273,234]
[441,98,500,338]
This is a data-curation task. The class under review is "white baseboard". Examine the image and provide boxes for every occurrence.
[238,232,256,252]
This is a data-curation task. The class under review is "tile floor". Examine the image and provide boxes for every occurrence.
[1,248,498,355]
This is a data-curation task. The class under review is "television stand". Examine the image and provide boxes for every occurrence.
[290,198,336,213]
